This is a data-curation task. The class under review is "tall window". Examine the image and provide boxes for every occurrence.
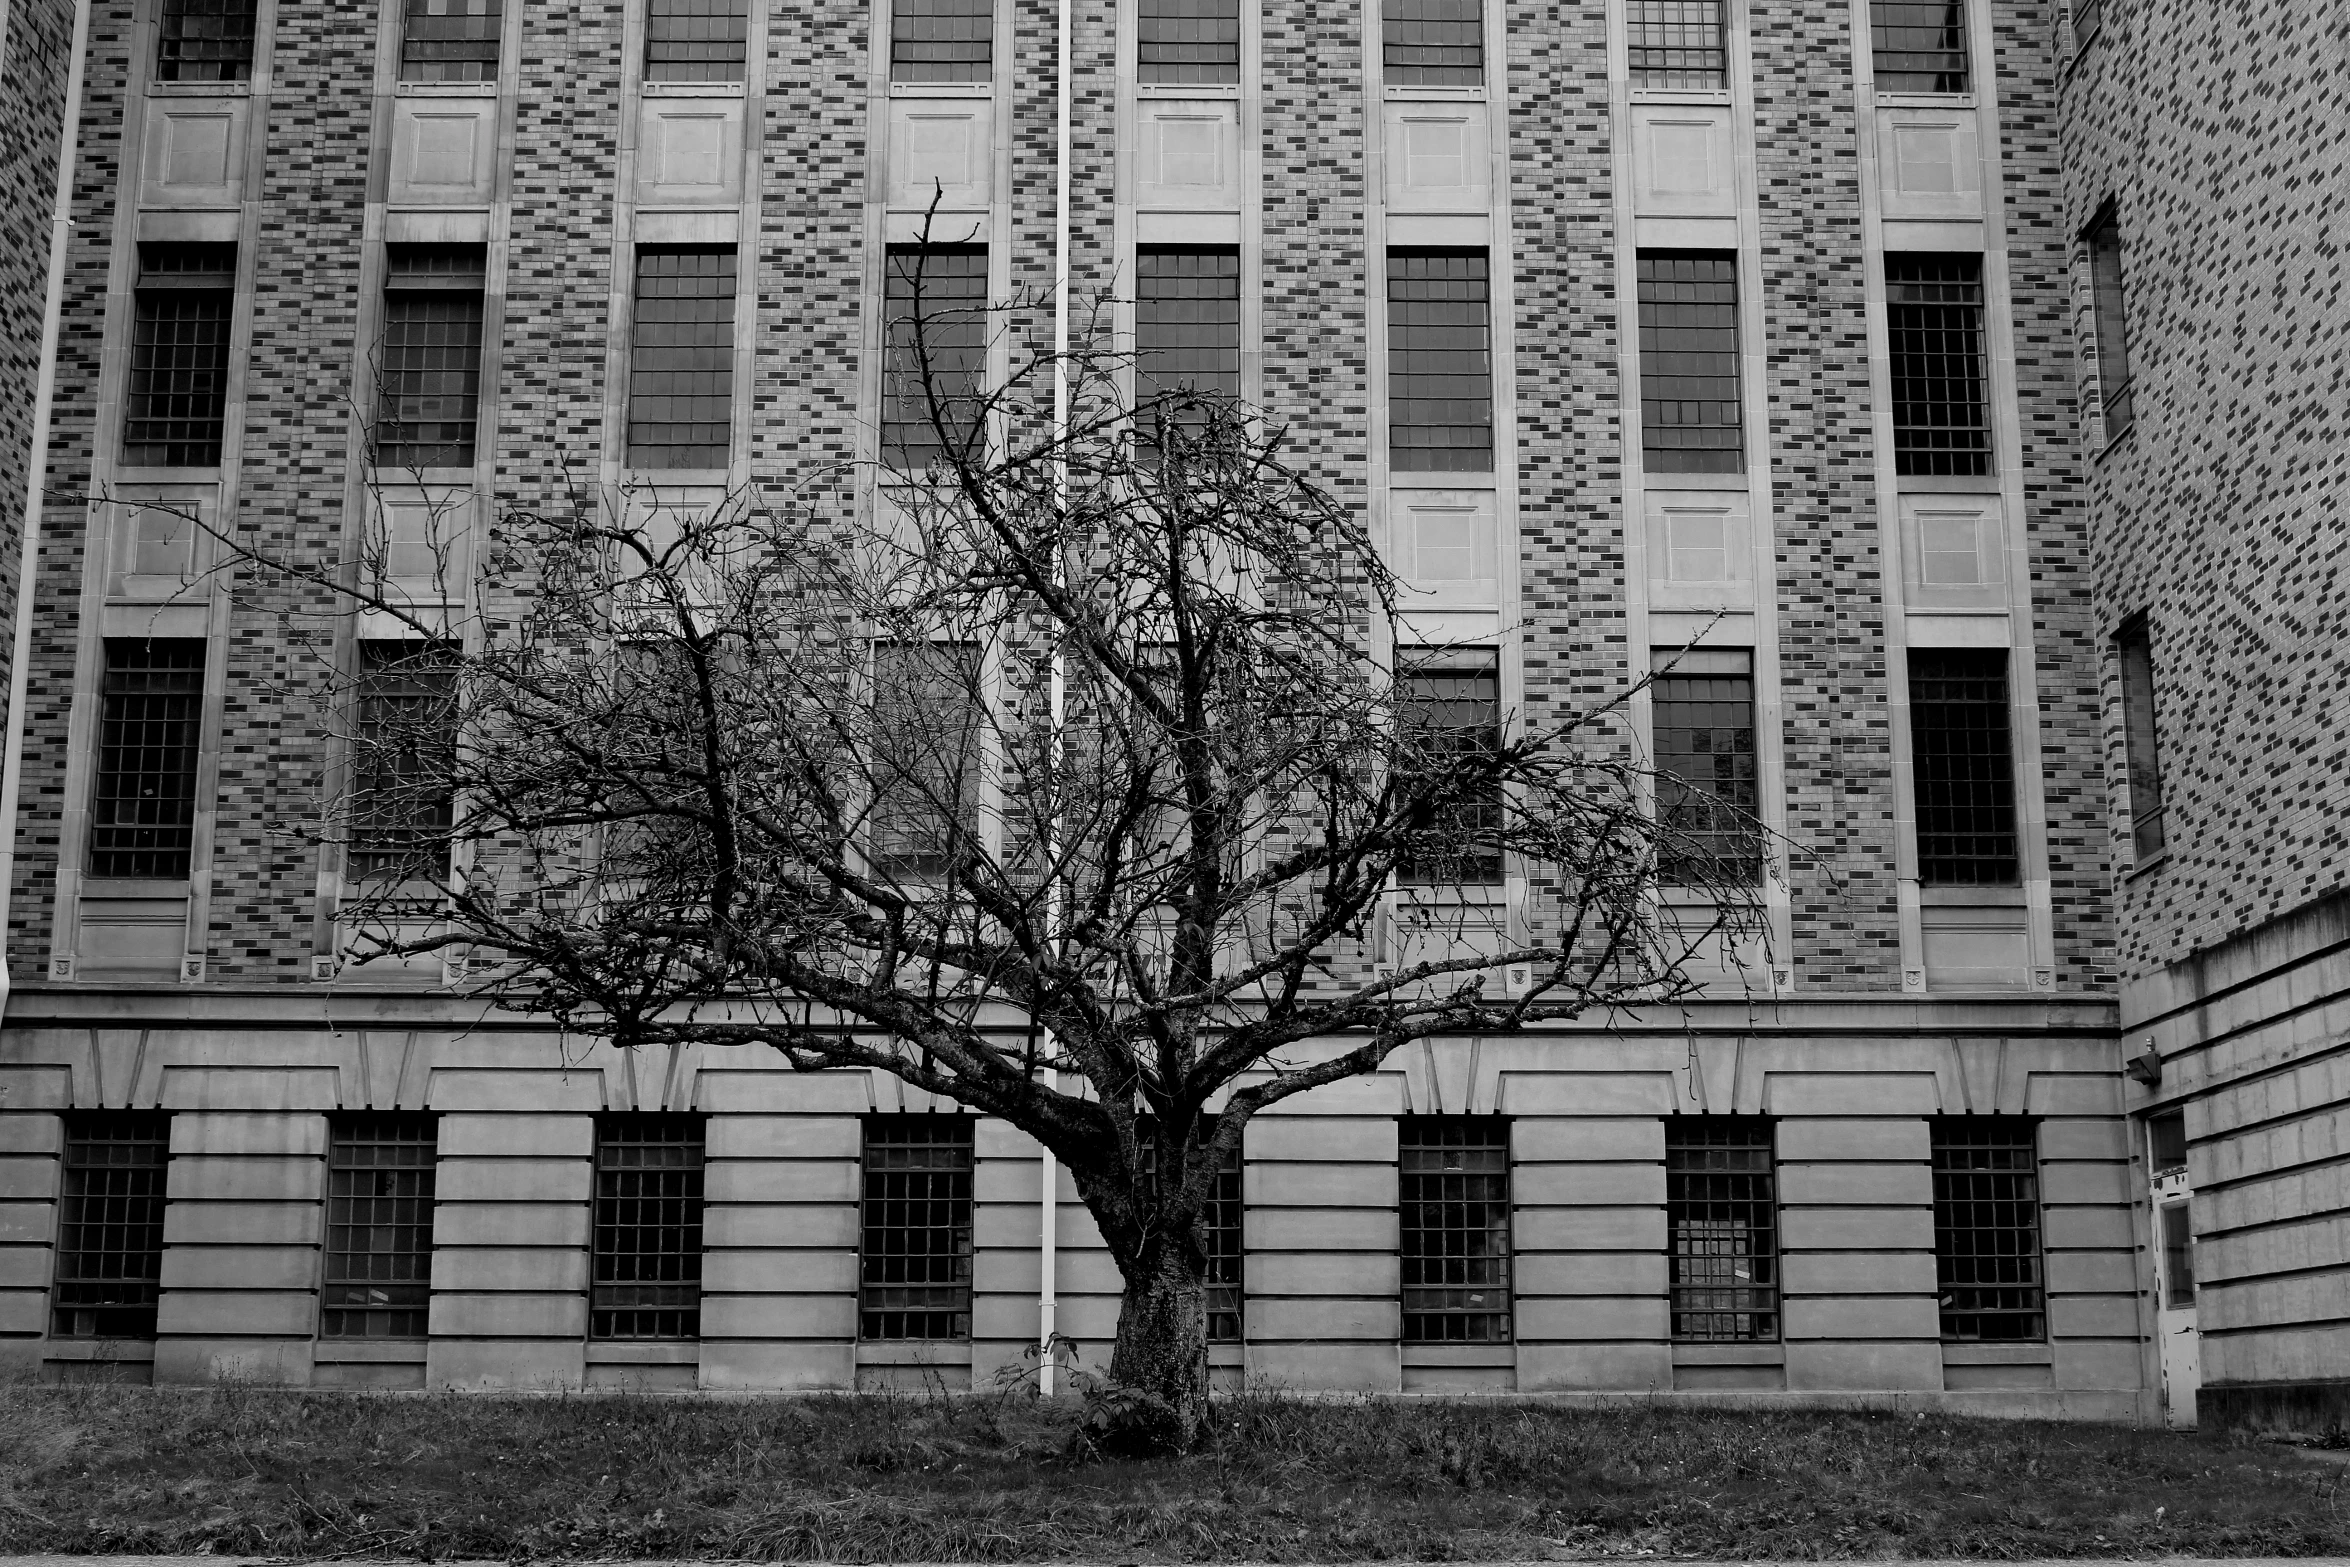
[860,1116,974,1340]
[1651,649,1760,885]
[1139,0,1239,83]
[627,246,737,470]
[1388,250,1492,473]
[891,0,990,81]
[869,642,983,878]
[882,244,989,471]
[1627,0,1727,88]
[1637,252,1743,474]
[2116,614,2165,860]
[1140,1124,1245,1344]
[1908,648,2018,885]
[375,245,485,472]
[1136,246,1242,406]
[400,0,500,80]
[1886,254,1990,477]
[348,642,458,883]
[124,243,234,468]
[1931,1118,2044,1342]
[52,1113,171,1339]
[322,1114,438,1339]
[2086,205,2133,440]
[1871,0,1968,92]
[1384,0,1481,84]
[91,640,206,880]
[1401,1117,1512,1344]
[592,1115,706,1340]
[155,0,256,80]
[1396,653,1503,885]
[647,0,747,79]
[1666,1117,1777,1342]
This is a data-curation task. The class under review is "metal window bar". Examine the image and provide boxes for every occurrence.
[1871,0,1968,91]
[593,1115,706,1340]
[322,1113,438,1339]
[2087,208,2133,438]
[882,245,989,471]
[860,1116,974,1340]
[891,0,990,81]
[1886,255,1990,476]
[1908,648,2018,885]
[1650,649,1760,885]
[1637,252,1743,474]
[1388,250,1492,473]
[376,245,486,471]
[401,0,500,80]
[1396,654,1504,885]
[647,0,747,79]
[347,641,458,882]
[1627,0,1727,88]
[1137,246,1242,406]
[869,643,984,878]
[1402,1117,1512,1343]
[627,246,737,469]
[1666,1117,1777,1341]
[2117,616,2165,859]
[91,639,205,879]
[1137,1123,1245,1344]
[1139,0,1239,83]
[156,0,256,80]
[1931,1117,2044,1342]
[124,244,235,468]
[1383,0,1481,84]
[53,1112,171,1339]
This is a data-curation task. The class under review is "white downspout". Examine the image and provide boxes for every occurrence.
[1036,0,1071,1398]
[0,0,92,1018]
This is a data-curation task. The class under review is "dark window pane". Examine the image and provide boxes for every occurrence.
[892,0,990,81]
[348,641,458,882]
[1402,1117,1511,1343]
[323,1114,438,1339]
[1886,254,1990,477]
[1651,650,1759,885]
[1137,246,1241,405]
[1638,251,1742,475]
[1139,0,1239,83]
[2117,616,2164,860]
[2148,1109,2186,1175]
[1627,0,1727,88]
[2087,207,2133,438]
[861,1116,974,1340]
[647,0,747,79]
[401,0,500,80]
[53,1113,171,1340]
[124,245,235,468]
[1872,0,1968,91]
[156,0,256,81]
[1388,250,1491,473]
[1932,1117,2043,1341]
[91,640,205,880]
[870,643,983,878]
[593,1115,705,1340]
[627,246,736,470]
[376,245,485,471]
[1667,1117,1777,1342]
[1909,648,2017,885]
[2160,1201,2194,1308]
[1397,654,1503,885]
[1384,0,1481,84]
[882,245,988,471]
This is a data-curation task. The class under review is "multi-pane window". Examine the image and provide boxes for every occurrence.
[155,0,256,80]
[91,639,206,880]
[124,243,235,468]
[1908,648,2018,885]
[1139,0,1239,83]
[1401,1118,1512,1344]
[860,1116,974,1340]
[1384,0,1481,84]
[1651,649,1760,885]
[2148,1108,2186,1176]
[1388,250,1492,474]
[882,245,989,470]
[2086,205,2133,440]
[891,0,990,81]
[646,0,747,80]
[1396,653,1503,885]
[1137,247,1242,408]
[592,1116,706,1340]
[1871,0,1968,92]
[1887,254,1991,478]
[2117,615,2165,861]
[1637,252,1743,474]
[52,1113,171,1339]
[1140,1124,1245,1344]
[627,247,737,470]
[2159,1199,2195,1308]
[400,0,500,80]
[322,1114,438,1339]
[1666,1117,1778,1342]
[1931,1118,2044,1342]
[348,641,458,883]
[869,642,984,878]
[375,245,485,472]
[1627,0,1728,88]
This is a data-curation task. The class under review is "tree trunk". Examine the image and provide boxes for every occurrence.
[1098,1236,1212,1456]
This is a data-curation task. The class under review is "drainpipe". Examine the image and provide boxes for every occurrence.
[1036,0,1071,1399]
[0,0,92,1018]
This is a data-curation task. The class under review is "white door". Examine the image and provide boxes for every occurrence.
[2148,1113,2199,1428]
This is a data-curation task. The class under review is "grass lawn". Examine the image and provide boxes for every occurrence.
[2,1377,2345,1561]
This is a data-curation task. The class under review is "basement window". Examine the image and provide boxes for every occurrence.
[861,1116,974,1340]
[592,1115,707,1340]
[1667,1116,1778,1342]
[1402,1117,1512,1343]
[53,1113,172,1340]
[323,1114,439,1339]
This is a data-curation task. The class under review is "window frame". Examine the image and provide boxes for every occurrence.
[889,0,992,83]
[52,1112,173,1340]
[1907,647,2021,887]
[1382,0,1483,85]
[625,245,739,472]
[1636,250,1744,476]
[1626,0,1729,89]
[1137,0,1240,84]
[90,638,207,881]
[1386,248,1494,475]
[1400,1115,1513,1344]
[2085,202,2133,443]
[1884,253,1992,479]
[1394,649,1505,887]
[1665,1115,1779,1343]
[881,243,990,473]
[322,1112,440,1340]
[399,0,502,82]
[154,0,258,81]
[859,1114,976,1342]
[1929,1116,2046,1343]
[123,243,237,471]
[1649,647,1761,887]
[645,0,748,80]
[2115,613,2166,863]
[1869,0,1970,94]
[346,640,460,886]
[374,244,488,474]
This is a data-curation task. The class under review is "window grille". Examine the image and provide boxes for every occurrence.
[1650,649,1759,885]
[1637,252,1743,475]
[323,1114,438,1339]
[1886,254,1990,477]
[1627,0,1727,87]
[593,1115,706,1340]
[1667,1118,1777,1341]
[869,642,984,878]
[627,247,737,470]
[1396,653,1503,885]
[1402,1117,1512,1343]
[1931,1117,2044,1341]
[882,245,989,470]
[401,0,500,80]
[91,639,205,880]
[376,245,485,471]
[1137,247,1242,405]
[156,0,256,80]
[891,0,990,81]
[1138,1123,1245,1344]
[1388,250,1492,473]
[2086,205,2133,439]
[1384,0,1481,84]
[2116,615,2165,860]
[1908,648,2018,885]
[125,244,235,468]
[1871,0,1968,92]
[1139,0,1239,83]
[647,0,747,79]
[860,1116,974,1340]
[348,641,458,883]
[53,1112,171,1339]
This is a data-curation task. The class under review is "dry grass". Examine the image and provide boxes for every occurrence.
[1,1375,2345,1560]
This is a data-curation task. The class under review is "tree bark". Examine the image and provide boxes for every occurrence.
[1098,1232,1213,1455]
